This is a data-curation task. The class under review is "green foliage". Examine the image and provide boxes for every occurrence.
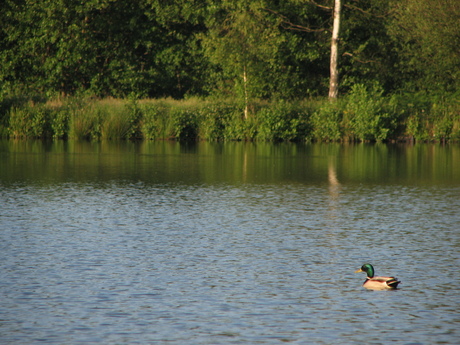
[343,84,396,141]
[257,101,310,141]
[199,0,288,107]
[397,92,433,141]
[311,101,344,141]
[65,96,104,140]
[100,102,141,140]
[141,100,244,141]
[0,95,458,142]
[222,111,258,141]
[8,105,50,138]
[169,109,199,141]
[0,0,205,98]
[430,95,460,141]
[400,93,460,141]
[388,0,460,92]
[69,105,101,140]
[140,105,166,140]
[198,103,236,141]
[339,0,398,93]
[1,0,458,101]
[51,109,69,139]
[0,95,14,137]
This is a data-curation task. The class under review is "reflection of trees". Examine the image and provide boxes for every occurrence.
[327,157,341,218]
[242,144,248,183]
[324,156,342,251]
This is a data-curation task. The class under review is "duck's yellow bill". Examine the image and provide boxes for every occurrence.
[355,268,363,273]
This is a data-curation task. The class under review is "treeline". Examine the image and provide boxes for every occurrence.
[0,0,459,141]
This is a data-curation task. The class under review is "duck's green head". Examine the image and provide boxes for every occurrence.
[355,263,375,278]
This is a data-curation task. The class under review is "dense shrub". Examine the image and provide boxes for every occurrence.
[140,105,165,140]
[8,105,51,138]
[430,96,460,141]
[170,108,199,141]
[395,92,460,141]
[51,109,69,139]
[256,101,310,141]
[224,111,258,141]
[198,103,236,141]
[0,95,458,142]
[343,84,396,141]
[310,101,344,141]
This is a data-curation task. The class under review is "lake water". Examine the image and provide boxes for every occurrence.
[1,140,459,344]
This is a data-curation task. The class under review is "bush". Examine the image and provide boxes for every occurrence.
[220,110,257,140]
[1,94,458,142]
[169,108,199,141]
[396,92,460,142]
[198,103,235,141]
[8,105,51,138]
[395,92,432,141]
[311,101,343,141]
[140,105,165,140]
[343,84,396,141]
[51,109,69,139]
[430,96,460,141]
[256,101,310,141]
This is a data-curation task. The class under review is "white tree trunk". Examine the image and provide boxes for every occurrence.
[329,0,341,99]
[243,64,249,120]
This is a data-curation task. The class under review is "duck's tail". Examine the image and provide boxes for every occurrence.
[387,277,400,289]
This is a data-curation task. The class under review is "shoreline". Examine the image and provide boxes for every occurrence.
[1,94,459,143]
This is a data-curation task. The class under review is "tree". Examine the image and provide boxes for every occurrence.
[269,0,346,98]
[1,0,153,96]
[142,0,208,98]
[388,0,460,92]
[200,0,284,118]
[338,0,397,92]
[328,0,341,99]
[0,0,206,98]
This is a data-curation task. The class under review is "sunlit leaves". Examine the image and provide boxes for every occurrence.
[388,0,460,92]
[0,0,458,99]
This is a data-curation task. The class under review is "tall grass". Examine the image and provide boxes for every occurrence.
[1,94,458,142]
[68,99,101,140]
[100,100,141,140]
[67,98,142,140]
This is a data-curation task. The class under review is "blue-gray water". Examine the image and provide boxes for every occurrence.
[1,141,459,344]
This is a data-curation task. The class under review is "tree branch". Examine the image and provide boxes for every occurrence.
[343,52,377,64]
[343,4,394,18]
[308,1,332,11]
[264,8,326,33]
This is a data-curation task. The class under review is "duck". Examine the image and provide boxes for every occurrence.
[355,263,400,290]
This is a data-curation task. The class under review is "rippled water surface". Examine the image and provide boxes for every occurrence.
[1,141,459,344]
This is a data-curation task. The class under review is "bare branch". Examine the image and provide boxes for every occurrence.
[343,4,394,18]
[343,52,377,64]
[264,8,326,33]
[308,1,332,11]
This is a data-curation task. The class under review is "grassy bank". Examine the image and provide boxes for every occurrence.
[1,88,459,142]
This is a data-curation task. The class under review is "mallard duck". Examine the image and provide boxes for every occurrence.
[355,263,400,290]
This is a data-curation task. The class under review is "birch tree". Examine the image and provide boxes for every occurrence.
[200,0,284,119]
[328,0,341,99]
